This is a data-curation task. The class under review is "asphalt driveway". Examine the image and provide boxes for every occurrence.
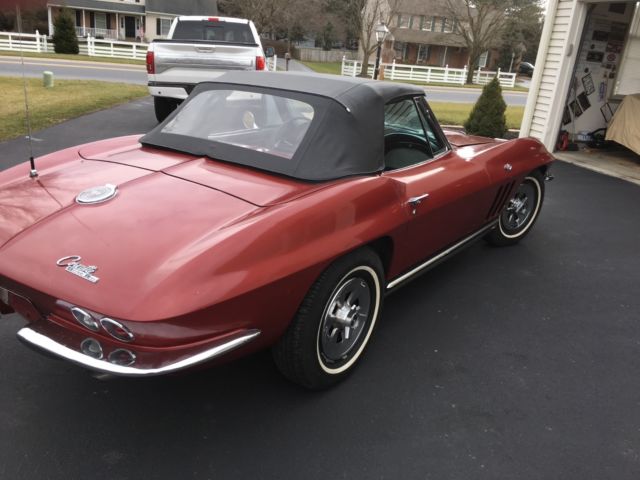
[0,100,639,479]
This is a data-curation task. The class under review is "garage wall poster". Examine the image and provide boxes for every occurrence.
[565,2,635,137]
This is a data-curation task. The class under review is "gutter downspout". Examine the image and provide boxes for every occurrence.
[519,0,561,138]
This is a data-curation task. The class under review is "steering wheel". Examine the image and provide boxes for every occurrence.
[273,117,310,151]
[384,133,432,156]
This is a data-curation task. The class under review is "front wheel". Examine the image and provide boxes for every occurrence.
[485,170,545,246]
[272,248,384,390]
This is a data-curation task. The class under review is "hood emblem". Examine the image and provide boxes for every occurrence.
[76,184,117,205]
[57,256,99,284]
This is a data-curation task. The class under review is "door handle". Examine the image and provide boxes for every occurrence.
[407,193,429,215]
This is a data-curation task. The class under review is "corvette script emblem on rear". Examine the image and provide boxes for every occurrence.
[56,256,99,284]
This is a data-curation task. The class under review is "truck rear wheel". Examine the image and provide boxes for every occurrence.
[154,97,179,123]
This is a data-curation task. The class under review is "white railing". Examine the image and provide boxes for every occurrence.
[75,26,118,40]
[0,31,52,53]
[85,36,147,60]
[341,58,516,88]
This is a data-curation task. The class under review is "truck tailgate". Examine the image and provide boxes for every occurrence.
[152,42,259,83]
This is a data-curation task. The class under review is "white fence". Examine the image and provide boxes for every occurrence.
[0,31,278,70]
[341,58,516,88]
[84,36,147,60]
[0,31,52,53]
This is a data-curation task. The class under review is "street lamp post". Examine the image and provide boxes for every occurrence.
[373,22,389,80]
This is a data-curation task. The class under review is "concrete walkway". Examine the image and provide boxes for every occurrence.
[275,57,313,72]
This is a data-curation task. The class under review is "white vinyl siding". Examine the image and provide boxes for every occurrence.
[615,6,640,95]
[521,0,582,149]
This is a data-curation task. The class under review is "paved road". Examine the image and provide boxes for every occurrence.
[0,55,146,84]
[0,55,528,105]
[1,100,639,479]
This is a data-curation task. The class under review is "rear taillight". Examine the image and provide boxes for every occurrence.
[146,50,155,74]
[256,56,266,71]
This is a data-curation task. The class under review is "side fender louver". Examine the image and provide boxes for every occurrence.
[487,181,515,219]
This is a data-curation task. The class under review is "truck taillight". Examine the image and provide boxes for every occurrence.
[256,56,266,71]
[146,51,155,74]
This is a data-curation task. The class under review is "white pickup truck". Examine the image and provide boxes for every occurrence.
[146,16,267,121]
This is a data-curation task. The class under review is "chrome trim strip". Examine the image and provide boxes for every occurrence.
[386,221,498,290]
[16,328,261,377]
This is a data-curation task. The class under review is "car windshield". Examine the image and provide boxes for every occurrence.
[172,20,256,44]
[160,89,315,160]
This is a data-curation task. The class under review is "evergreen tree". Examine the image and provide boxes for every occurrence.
[52,8,79,54]
[464,77,507,137]
[321,22,335,51]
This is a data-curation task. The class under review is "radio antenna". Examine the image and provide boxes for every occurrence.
[16,5,38,178]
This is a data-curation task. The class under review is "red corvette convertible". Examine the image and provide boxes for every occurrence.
[0,72,553,389]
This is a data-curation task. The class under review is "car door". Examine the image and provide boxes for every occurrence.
[382,96,495,275]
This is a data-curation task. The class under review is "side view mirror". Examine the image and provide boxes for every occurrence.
[265,46,275,58]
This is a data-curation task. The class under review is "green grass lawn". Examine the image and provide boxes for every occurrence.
[0,50,145,65]
[0,77,148,141]
[300,61,343,75]
[430,102,524,130]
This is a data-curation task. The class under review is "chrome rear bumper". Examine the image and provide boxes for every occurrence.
[17,325,260,377]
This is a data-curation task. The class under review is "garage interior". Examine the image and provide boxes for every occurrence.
[554,1,640,184]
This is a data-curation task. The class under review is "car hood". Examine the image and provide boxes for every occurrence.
[0,149,261,320]
[79,136,331,207]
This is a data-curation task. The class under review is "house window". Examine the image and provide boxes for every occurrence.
[75,10,82,27]
[417,44,430,63]
[432,17,441,32]
[443,18,453,33]
[412,15,423,30]
[95,12,106,31]
[478,51,489,68]
[157,18,172,37]
[397,14,410,29]
[394,41,407,61]
[421,16,433,31]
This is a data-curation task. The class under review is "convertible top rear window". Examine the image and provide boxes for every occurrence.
[161,90,315,160]
[141,73,430,181]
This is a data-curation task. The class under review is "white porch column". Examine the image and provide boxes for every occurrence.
[115,13,119,40]
[442,45,448,67]
[82,9,86,36]
[48,7,53,36]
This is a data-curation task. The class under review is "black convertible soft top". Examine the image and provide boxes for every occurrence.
[141,71,425,181]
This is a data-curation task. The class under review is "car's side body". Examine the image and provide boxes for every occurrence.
[0,72,553,382]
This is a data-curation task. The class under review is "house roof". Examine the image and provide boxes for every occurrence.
[48,0,145,14]
[391,29,466,47]
[145,0,218,16]
[396,0,451,16]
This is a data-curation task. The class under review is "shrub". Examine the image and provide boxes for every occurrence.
[52,8,79,54]
[464,77,507,138]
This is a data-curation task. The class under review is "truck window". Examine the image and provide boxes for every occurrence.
[172,20,256,45]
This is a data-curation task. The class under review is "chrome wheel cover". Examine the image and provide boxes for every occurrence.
[499,176,541,238]
[319,276,372,362]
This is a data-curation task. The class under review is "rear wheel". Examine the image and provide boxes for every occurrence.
[486,170,545,246]
[272,248,384,389]
[154,97,179,123]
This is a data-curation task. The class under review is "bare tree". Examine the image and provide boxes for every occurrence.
[219,0,320,40]
[328,0,399,76]
[445,0,513,84]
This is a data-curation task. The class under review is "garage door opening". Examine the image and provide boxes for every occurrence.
[520,0,640,185]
